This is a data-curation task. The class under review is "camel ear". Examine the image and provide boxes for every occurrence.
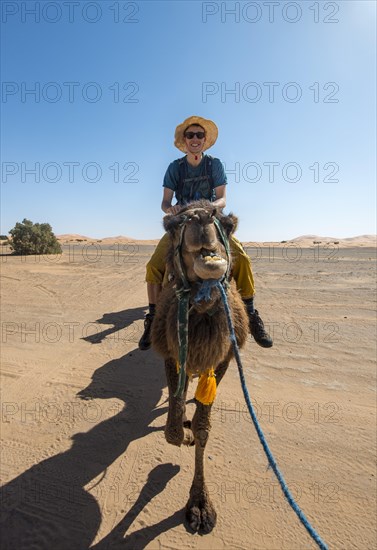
[210,207,219,218]
[219,212,238,236]
[163,212,185,234]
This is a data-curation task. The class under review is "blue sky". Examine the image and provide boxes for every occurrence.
[1,0,376,241]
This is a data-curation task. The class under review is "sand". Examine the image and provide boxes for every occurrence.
[0,239,376,549]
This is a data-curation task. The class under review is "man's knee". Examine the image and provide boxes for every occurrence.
[146,260,164,284]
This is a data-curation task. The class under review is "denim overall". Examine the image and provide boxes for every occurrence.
[176,155,215,205]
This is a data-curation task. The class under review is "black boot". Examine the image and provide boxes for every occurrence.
[138,313,154,350]
[249,310,273,348]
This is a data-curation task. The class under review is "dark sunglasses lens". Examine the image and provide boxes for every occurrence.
[185,132,205,139]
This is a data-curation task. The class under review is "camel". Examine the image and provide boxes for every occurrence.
[151,199,249,534]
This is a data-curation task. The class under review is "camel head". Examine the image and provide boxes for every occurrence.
[164,200,238,284]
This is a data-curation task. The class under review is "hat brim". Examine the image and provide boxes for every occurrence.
[174,116,218,153]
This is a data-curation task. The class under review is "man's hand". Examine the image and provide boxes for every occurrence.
[166,205,182,215]
[161,188,180,214]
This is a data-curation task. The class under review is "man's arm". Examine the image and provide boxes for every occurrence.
[161,188,181,215]
[212,185,226,210]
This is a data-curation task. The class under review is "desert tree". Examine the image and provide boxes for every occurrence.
[9,219,62,255]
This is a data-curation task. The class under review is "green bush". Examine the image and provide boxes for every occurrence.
[9,219,62,255]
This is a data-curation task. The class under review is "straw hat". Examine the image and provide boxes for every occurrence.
[174,116,218,152]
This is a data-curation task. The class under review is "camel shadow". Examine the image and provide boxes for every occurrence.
[91,463,182,550]
[0,349,169,550]
[82,306,147,344]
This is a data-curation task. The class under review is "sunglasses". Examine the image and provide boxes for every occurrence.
[184,131,205,139]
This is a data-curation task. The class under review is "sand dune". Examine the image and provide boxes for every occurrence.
[55,233,376,248]
[286,234,376,247]
[56,233,94,241]
[57,234,160,246]
[243,234,376,247]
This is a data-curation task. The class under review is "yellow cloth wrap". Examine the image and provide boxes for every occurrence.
[195,368,217,405]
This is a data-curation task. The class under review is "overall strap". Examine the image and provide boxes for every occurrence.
[204,154,213,186]
[204,154,215,200]
[177,155,214,205]
[176,157,187,204]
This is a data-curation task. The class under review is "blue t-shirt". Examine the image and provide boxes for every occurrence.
[163,155,227,200]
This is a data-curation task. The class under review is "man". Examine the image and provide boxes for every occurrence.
[139,115,273,350]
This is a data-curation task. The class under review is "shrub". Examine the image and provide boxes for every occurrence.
[9,219,62,255]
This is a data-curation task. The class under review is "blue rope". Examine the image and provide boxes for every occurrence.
[216,281,329,550]
[194,279,219,303]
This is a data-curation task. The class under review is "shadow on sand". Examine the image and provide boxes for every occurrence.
[82,306,146,345]
[0,330,182,549]
[91,463,183,550]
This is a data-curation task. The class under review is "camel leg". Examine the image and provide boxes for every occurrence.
[186,402,217,534]
[214,360,229,387]
[164,358,194,447]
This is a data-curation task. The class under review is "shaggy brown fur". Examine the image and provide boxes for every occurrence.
[151,200,249,534]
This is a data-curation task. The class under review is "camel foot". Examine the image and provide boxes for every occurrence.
[185,493,217,534]
[183,420,195,445]
[165,426,194,447]
[182,427,195,446]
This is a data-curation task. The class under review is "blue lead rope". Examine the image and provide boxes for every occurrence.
[216,281,329,550]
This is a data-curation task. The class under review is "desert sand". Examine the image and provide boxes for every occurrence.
[0,237,376,549]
